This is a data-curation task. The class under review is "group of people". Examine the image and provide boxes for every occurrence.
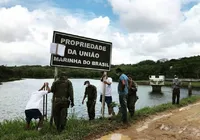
[81,69,139,123]
[24,69,195,133]
[24,68,139,132]
[116,68,139,124]
[24,68,194,132]
[81,72,115,121]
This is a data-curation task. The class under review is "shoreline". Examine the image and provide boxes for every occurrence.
[1,95,200,140]
[0,78,22,83]
[1,78,200,89]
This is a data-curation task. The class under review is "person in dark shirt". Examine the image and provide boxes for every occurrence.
[172,75,181,104]
[127,75,138,117]
[82,81,97,120]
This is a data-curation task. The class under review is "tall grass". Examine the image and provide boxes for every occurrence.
[1,95,200,140]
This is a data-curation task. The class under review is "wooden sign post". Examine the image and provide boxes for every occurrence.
[101,71,107,118]
[50,67,58,126]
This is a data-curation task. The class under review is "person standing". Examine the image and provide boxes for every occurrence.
[82,81,97,120]
[51,72,74,132]
[100,72,114,117]
[172,75,181,104]
[127,75,138,117]
[188,81,192,97]
[25,82,51,130]
[116,68,129,124]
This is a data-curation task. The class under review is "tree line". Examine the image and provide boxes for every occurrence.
[1,55,200,82]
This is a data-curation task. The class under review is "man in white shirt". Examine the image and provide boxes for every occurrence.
[25,82,51,130]
[100,72,114,117]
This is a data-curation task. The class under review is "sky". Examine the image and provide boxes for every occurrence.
[0,0,200,66]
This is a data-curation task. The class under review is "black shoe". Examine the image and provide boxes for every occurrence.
[57,128,61,133]
[121,122,131,128]
[130,113,134,117]
[57,126,63,133]
[60,125,65,131]
[122,120,128,124]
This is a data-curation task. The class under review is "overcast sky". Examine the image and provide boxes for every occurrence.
[0,0,200,66]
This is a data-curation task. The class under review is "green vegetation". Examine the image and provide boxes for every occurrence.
[1,95,200,140]
[1,55,200,83]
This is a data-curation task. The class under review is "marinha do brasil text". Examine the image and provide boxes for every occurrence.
[54,37,110,67]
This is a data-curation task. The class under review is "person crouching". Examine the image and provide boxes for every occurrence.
[25,82,51,130]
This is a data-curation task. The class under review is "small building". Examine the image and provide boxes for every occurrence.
[149,75,165,92]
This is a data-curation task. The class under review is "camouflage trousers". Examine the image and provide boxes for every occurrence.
[53,102,68,131]
[127,95,138,117]
[87,100,96,120]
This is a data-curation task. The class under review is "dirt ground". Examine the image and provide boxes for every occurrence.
[97,102,200,140]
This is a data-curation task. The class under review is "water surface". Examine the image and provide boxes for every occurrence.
[0,79,199,121]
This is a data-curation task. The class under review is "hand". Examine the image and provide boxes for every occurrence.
[45,82,49,86]
[71,102,74,108]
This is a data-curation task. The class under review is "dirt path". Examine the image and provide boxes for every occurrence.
[97,102,200,140]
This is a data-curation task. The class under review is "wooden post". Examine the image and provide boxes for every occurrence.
[45,94,47,120]
[101,71,107,118]
[43,92,45,118]
[50,67,58,126]
[42,86,47,121]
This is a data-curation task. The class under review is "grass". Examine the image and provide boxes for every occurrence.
[1,95,200,140]
[135,96,199,119]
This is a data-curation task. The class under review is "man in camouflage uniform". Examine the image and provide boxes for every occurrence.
[51,72,74,132]
[127,75,138,117]
[82,81,97,120]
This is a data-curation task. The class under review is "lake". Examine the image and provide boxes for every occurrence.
[0,78,199,122]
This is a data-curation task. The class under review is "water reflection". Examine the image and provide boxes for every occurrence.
[149,91,164,95]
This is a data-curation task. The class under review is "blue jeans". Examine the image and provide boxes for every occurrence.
[119,94,128,123]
